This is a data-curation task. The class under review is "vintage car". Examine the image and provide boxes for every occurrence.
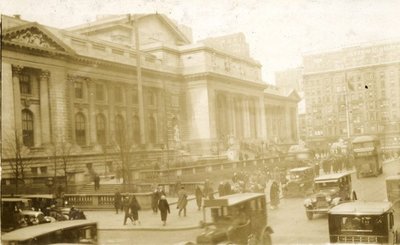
[386,175,400,204]
[192,193,273,245]
[282,166,315,197]
[20,210,54,225]
[304,172,356,220]
[328,201,399,244]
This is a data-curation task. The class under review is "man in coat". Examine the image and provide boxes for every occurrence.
[195,185,203,211]
[114,191,122,214]
[177,186,188,217]
[158,195,170,226]
[122,197,133,225]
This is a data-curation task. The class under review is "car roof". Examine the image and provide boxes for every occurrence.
[21,194,55,199]
[329,201,392,215]
[289,166,313,172]
[351,135,378,144]
[314,172,351,182]
[2,198,31,202]
[386,175,400,181]
[1,220,97,241]
[204,193,265,207]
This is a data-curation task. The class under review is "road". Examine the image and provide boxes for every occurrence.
[98,159,399,244]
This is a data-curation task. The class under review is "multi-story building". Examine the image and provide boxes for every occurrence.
[1,14,299,190]
[303,40,400,152]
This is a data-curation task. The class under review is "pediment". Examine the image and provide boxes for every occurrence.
[3,23,75,54]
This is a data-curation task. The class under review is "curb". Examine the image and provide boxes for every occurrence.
[98,225,201,231]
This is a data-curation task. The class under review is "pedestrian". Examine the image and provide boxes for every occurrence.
[96,175,101,190]
[114,191,122,214]
[270,181,280,209]
[177,186,188,217]
[158,195,170,226]
[122,197,133,225]
[195,185,203,211]
[224,181,231,196]
[218,181,225,197]
[151,188,160,214]
[129,195,141,225]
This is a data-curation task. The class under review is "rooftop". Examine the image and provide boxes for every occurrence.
[329,201,392,215]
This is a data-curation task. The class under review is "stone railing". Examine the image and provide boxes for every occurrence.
[64,192,153,210]
[137,157,281,182]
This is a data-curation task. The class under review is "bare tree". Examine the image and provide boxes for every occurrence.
[48,139,72,193]
[3,130,32,194]
[113,121,133,185]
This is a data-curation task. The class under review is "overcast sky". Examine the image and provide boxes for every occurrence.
[2,0,400,84]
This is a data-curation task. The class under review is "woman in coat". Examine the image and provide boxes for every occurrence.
[129,195,141,225]
[195,185,203,211]
[158,195,170,226]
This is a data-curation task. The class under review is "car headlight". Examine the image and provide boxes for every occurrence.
[325,196,332,202]
[304,199,312,206]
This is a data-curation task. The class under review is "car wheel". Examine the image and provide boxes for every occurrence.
[306,210,313,220]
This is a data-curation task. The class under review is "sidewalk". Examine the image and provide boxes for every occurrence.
[85,196,203,231]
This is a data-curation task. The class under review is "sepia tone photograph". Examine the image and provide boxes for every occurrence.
[1,0,400,244]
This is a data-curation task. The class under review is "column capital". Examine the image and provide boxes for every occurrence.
[40,70,50,80]
[67,74,78,83]
[12,65,23,76]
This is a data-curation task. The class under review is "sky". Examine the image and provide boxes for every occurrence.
[2,0,400,84]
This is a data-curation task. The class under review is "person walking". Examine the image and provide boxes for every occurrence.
[151,188,160,214]
[218,182,225,197]
[177,186,188,217]
[129,195,141,225]
[270,181,280,209]
[114,191,122,214]
[122,197,133,225]
[195,185,203,211]
[158,195,170,226]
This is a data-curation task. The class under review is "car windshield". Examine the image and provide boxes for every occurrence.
[315,181,339,189]
[329,214,388,235]
[353,142,374,149]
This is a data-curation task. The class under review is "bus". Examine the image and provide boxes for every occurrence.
[351,135,383,178]
[1,220,98,245]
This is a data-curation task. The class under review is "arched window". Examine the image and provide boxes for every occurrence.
[149,116,157,144]
[22,109,34,147]
[132,116,140,144]
[96,114,106,145]
[75,113,86,146]
[115,115,125,144]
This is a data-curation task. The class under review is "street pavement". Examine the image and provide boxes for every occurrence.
[85,196,204,231]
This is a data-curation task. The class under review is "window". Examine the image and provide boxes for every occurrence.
[149,116,157,144]
[22,109,34,147]
[31,167,38,174]
[75,113,86,146]
[96,114,106,145]
[114,86,123,103]
[133,116,140,144]
[115,115,125,144]
[132,89,138,104]
[96,84,105,101]
[20,74,31,94]
[74,82,83,99]
[148,90,156,106]
[40,166,47,174]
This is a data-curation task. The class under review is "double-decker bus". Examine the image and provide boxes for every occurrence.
[351,135,383,178]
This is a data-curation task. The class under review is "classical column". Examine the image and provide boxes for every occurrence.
[12,65,23,142]
[88,79,97,145]
[226,93,234,134]
[125,85,133,143]
[39,70,51,145]
[242,98,250,138]
[107,83,115,143]
[67,74,76,143]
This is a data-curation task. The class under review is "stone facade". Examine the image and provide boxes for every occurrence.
[303,41,400,151]
[1,14,299,185]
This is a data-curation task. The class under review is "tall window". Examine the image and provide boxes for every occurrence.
[133,116,140,144]
[96,114,106,145]
[132,89,138,104]
[20,74,31,94]
[115,115,125,144]
[22,109,34,147]
[148,90,156,106]
[74,82,83,99]
[114,86,123,103]
[96,84,105,101]
[149,116,157,144]
[75,113,86,145]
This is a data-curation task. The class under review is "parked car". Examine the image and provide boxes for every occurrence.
[282,166,315,197]
[328,201,399,244]
[20,210,54,225]
[304,172,357,220]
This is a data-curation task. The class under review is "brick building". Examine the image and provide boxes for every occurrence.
[1,14,299,189]
[302,40,400,152]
